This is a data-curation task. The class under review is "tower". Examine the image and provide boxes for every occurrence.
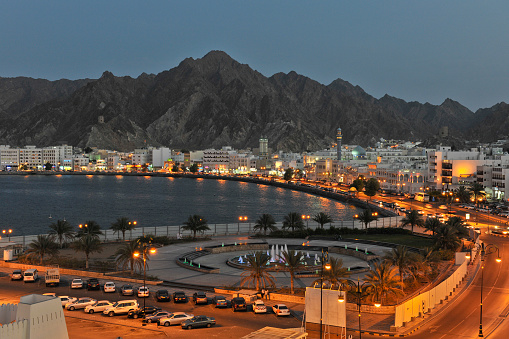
[259,136,268,158]
[336,127,342,160]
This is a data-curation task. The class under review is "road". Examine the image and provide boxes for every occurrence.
[0,272,301,339]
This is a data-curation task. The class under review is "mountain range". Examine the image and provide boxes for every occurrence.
[0,50,508,152]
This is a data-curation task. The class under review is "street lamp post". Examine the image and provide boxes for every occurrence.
[475,242,501,337]
[128,221,137,240]
[302,215,310,229]
[2,229,12,242]
[350,278,374,339]
[319,249,331,339]
[353,214,358,230]
[133,240,156,323]
[238,216,247,233]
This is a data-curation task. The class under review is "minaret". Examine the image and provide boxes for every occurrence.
[259,136,268,158]
[336,127,342,160]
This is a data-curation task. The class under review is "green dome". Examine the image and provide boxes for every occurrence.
[352,146,366,156]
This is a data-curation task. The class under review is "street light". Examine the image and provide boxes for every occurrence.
[319,249,331,339]
[238,216,247,233]
[349,278,373,339]
[474,242,501,337]
[302,215,310,229]
[2,229,12,242]
[133,240,157,322]
[353,214,358,230]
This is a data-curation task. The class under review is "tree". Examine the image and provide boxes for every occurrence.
[356,209,378,230]
[468,182,485,206]
[254,214,277,236]
[313,212,333,228]
[181,164,187,172]
[111,217,136,241]
[45,162,52,171]
[283,168,294,181]
[171,164,179,172]
[282,212,305,232]
[48,219,74,248]
[364,261,403,303]
[424,217,442,236]
[114,240,144,275]
[189,163,199,173]
[445,216,469,238]
[280,250,305,294]
[433,225,461,251]
[72,234,102,269]
[240,251,275,290]
[76,220,103,238]
[364,178,380,201]
[182,215,210,239]
[351,178,365,192]
[313,257,351,286]
[383,245,413,285]
[456,186,471,203]
[26,235,59,264]
[400,210,424,233]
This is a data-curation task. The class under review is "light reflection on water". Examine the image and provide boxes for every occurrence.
[0,175,362,235]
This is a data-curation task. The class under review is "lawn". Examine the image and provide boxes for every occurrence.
[342,234,435,249]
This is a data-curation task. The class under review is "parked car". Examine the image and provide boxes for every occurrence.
[438,205,448,210]
[127,305,161,319]
[192,292,208,305]
[65,297,97,311]
[143,310,172,323]
[155,289,170,302]
[181,315,216,329]
[103,300,139,317]
[59,296,77,307]
[120,284,134,296]
[158,312,194,327]
[87,278,100,290]
[272,304,290,316]
[253,300,267,314]
[103,282,116,293]
[23,269,38,282]
[137,286,150,298]
[71,278,84,289]
[173,291,187,303]
[231,297,247,312]
[84,300,114,314]
[11,270,23,281]
[212,295,227,308]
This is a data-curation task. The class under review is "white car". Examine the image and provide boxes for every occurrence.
[272,304,290,316]
[103,282,116,293]
[137,286,149,298]
[253,300,267,314]
[65,297,96,311]
[71,278,83,289]
[59,296,77,307]
[158,312,194,327]
[84,300,113,314]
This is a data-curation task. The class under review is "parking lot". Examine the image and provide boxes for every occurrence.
[0,269,302,339]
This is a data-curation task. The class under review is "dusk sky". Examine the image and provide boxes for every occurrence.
[1,1,508,111]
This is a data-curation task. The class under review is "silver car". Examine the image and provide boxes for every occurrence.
[158,312,194,327]
[65,297,96,311]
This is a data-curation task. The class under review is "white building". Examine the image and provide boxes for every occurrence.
[151,147,172,169]
[0,145,19,170]
[203,147,233,173]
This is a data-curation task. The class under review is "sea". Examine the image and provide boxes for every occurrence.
[0,174,361,236]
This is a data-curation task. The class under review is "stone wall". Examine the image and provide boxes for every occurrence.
[206,243,269,254]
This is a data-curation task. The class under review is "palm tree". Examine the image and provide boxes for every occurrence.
[240,251,275,290]
[313,257,351,287]
[114,240,144,275]
[356,209,378,230]
[400,210,424,233]
[313,212,333,229]
[383,245,413,285]
[282,212,305,232]
[26,235,59,264]
[182,215,210,239]
[48,219,74,248]
[456,186,471,203]
[280,250,305,294]
[424,217,442,236]
[253,214,277,236]
[111,217,136,241]
[468,182,485,206]
[445,216,469,237]
[433,225,461,251]
[72,233,102,269]
[364,261,403,304]
[76,220,103,238]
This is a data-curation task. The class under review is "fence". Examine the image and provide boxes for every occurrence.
[2,216,405,248]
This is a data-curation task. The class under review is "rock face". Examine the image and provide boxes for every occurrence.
[0,50,507,151]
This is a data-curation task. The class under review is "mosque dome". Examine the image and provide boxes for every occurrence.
[352,146,366,157]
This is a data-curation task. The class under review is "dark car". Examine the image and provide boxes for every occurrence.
[212,295,227,308]
[192,292,208,305]
[173,291,187,303]
[231,297,247,312]
[120,284,134,296]
[156,289,170,302]
[143,310,172,323]
[11,270,23,281]
[127,305,162,319]
[181,315,216,329]
[87,278,100,290]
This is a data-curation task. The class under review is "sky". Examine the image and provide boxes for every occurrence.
[1,1,508,111]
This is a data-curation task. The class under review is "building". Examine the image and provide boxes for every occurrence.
[336,127,342,161]
[203,147,233,173]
